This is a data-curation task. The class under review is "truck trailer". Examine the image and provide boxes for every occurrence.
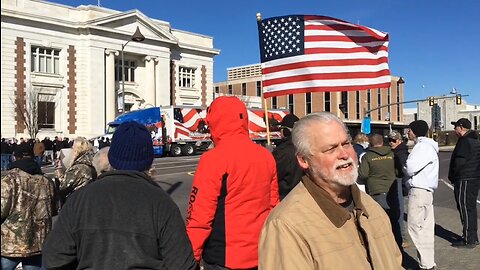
[102,106,289,157]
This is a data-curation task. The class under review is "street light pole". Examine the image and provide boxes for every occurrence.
[119,26,145,114]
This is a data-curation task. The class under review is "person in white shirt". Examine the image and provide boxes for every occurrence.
[404,120,439,270]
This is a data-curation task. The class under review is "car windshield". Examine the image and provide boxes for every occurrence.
[106,125,117,134]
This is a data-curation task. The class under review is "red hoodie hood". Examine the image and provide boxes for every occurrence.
[206,96,249,145]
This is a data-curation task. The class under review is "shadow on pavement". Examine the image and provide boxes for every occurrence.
[402,250,418,270]
[156,181,183,195]
[435,224,462,244]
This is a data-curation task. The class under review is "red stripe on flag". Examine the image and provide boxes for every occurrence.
[263,70,390,87]
[262,58,389,74]
[305,46,388,54]
[305,35,385,44]
[263,82,391,98]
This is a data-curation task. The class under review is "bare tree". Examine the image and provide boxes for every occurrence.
[11,88,40,139]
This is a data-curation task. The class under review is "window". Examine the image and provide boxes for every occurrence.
[228,85,233,95]
[115,60,137,82]
[256,81,262,97]
[179,67,196,88]
[387,87,391,119]
[272,96,278,109]
[37,94,55,129]
[288,94,294,114]
[341,91,348,118]
[215,86,220,93]
[356,91,360,119]
[31,46,60,74]
[325,92,331,112]
[306,93,312,114]
[242,83,247,96]
[377,89,382,121]
[367,89,371,112]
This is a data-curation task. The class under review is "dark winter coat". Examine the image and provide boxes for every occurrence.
[448,130,480,182]
[42,170,197,270]
[42,138,53,151]
[8,157,43,175]
[272,137,304,199]
[392,142,409,195]
[392,142,409,179]
[1,141,11,154]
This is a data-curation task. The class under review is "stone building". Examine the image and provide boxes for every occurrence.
[1,0,219,139]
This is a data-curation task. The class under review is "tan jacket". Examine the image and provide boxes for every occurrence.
[259,175,402,270]
[33,142,45,156]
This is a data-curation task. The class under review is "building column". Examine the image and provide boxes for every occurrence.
[156,57,171,106]
[144,56,156,107]
[154,57,161,107]
[105,49,118,124]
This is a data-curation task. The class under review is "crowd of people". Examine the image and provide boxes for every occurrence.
[1,96,479,270]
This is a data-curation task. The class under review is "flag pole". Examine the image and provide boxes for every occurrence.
[257,12,272,146]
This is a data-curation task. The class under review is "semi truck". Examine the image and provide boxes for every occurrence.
[102,106,289,157]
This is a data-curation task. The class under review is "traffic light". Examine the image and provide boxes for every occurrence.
[428,96,435,106]
[455,94,462,105]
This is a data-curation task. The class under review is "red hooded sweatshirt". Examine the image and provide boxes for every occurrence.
[186,96,279,269]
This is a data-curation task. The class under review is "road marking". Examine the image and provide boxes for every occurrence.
[154,160,199,166]
[154,171,193,176]
[152,164,197,170]
[439,178,480,204]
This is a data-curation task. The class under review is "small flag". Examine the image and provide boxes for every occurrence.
[257,15,390,98]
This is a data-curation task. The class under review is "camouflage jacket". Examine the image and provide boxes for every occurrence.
[1,168,55,257]
[57,151,97,201]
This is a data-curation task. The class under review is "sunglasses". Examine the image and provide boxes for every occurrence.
[388,138,397,143]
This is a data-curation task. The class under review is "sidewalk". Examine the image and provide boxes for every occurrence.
[402,200,479,270]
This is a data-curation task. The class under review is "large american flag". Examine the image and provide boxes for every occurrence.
[258,15,390,98]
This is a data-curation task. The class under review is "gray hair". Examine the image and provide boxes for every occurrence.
[292,112,349,158]
[92,146,111,175]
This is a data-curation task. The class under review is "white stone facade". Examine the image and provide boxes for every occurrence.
[1,0,219,139]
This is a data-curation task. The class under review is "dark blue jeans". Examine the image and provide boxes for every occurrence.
[1,255,44,270]
[1,154,12,171]
[203,261,257,270]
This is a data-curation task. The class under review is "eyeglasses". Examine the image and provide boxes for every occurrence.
[388,138,397,143]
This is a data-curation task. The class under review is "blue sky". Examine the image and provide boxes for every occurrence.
[50,0,479,107]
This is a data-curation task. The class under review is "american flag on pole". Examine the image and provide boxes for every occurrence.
[258,15,390,98]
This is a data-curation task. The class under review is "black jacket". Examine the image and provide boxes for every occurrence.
[43,170,198,270]
[392,142,409,179]
[272,137,304,199]
[449,130,480,182]
[8,157,43,175]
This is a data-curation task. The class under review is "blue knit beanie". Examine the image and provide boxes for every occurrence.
[108,121,153,171]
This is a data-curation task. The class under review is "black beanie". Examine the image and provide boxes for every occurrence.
[409,120,429,137]
[108,121,153,171]
[279,114,300,129]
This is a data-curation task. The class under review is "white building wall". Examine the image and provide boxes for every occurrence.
[0,33,17,138]
[1,0,219,139]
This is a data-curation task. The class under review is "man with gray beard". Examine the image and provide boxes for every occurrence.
[259,112,402,270]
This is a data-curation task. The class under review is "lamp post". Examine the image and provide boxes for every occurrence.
[120,26,145,114]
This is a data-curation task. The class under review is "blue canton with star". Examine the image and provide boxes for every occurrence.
[259,15,305,63]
